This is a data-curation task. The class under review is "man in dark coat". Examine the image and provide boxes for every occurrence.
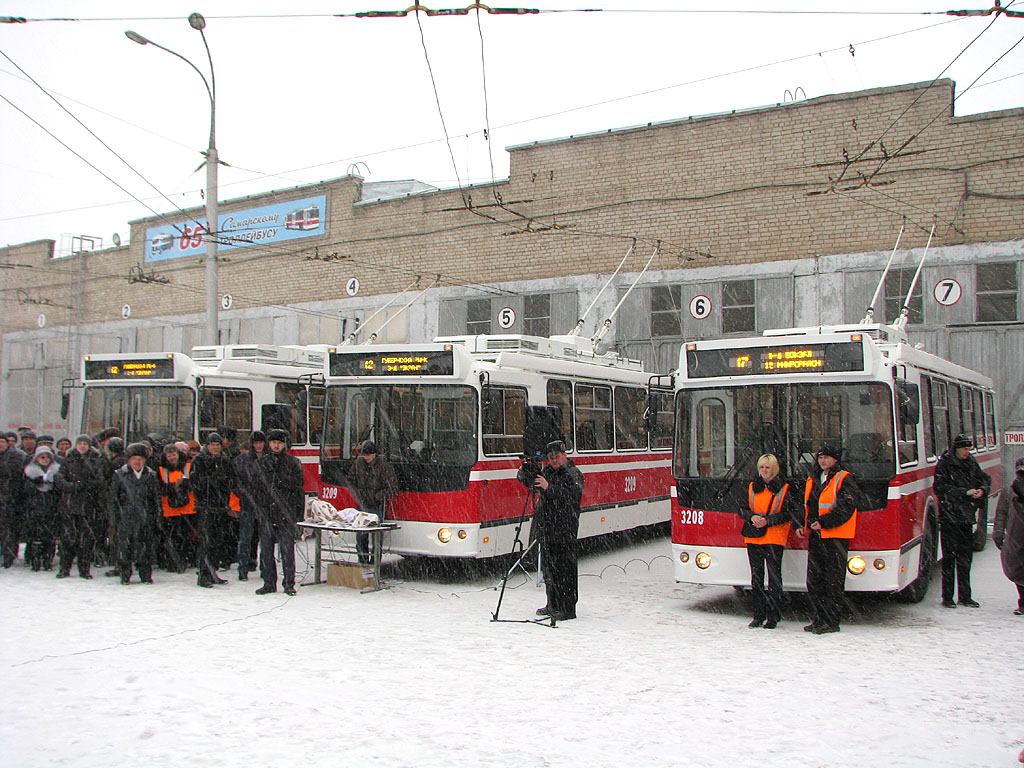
[233,430,266,581]
[0,434,26,567]
[994,456,1024,615]
[934,433,991,608]
[55,435,105,579]
[802,443,863,634]
[518,440,584,622]
[108,442,161,584]
[189,433,236,588]
[346,439,399,564]
[254,429,304,596]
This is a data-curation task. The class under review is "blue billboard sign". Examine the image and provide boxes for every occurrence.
[144,194,326,262]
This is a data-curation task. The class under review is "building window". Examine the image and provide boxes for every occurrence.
[976,263,1018,322]
[722,280,755,334]
[524,294,551,337]
[884,268,922,324]
[651,285,681,337]
[467,298,491,335]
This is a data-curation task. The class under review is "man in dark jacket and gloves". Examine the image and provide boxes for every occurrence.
[934,433,991,608]
[233,430,266,581]
[994,456,1024,615]
[518,440,585,622]
[0,434,26,567]
[55,435,105,579]
[189,433,236,588]
[802,443,862,634]
[346,440,399,564]
[254,429,304,596]
[108,443,161,584]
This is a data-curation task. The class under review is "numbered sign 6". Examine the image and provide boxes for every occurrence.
[689,295,712,320]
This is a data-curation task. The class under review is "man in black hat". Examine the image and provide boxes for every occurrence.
[802,443,862,634]
[55,435,105,579]
[108,442,161,584]
[346,439,399,565]
[934,433,991,608]
[233,430,266,581]
[254,429,304,595]
[19,431,37,464]
[190,432,236,588]
[517,440,585,621]
[0,431,26,567]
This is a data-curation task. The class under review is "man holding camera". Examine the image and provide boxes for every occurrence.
[518,440,584,622]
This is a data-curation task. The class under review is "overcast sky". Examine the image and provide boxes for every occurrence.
[1,0,1022,253]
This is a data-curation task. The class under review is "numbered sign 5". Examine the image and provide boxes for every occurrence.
[689,295,712,320]
[497,306,516,329]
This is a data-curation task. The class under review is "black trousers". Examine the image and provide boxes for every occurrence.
[806,534,849,628]
[59,515,95,576]
[940,521,974,602]
[540,537,578,618]
[196,508,227,583]
[258,519,296,590]
[0,506,20,567]
[747,543,784,622]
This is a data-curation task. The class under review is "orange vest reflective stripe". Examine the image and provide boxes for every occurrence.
[744,482,792,546]
[159,465,196,518]
[804,470,857,539]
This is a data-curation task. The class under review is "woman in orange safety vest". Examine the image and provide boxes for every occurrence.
[740,454,803,629]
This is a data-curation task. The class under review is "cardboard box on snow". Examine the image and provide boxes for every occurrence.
[326,563,374,589]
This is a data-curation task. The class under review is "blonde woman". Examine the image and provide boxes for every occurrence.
[740,454,802,629]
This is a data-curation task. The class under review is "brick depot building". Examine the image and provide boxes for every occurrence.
[2,79,1022,471]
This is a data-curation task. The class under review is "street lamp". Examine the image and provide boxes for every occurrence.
[126,12,220,345]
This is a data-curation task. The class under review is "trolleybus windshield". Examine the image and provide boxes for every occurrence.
[320,384,477,492]
[81,386,196,445]
[673,381,895,512]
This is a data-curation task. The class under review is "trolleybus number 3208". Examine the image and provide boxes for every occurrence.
[679,508,705,525]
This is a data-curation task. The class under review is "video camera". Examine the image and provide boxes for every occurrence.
[520,453,544,487]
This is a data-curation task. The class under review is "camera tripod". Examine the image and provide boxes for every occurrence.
[491,485,556,628]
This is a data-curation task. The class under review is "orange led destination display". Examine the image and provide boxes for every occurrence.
[686,341,864,378]
[330,349,455,377]
[84,358,175,381]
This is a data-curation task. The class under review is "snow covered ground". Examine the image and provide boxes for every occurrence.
[1,532,1021,767]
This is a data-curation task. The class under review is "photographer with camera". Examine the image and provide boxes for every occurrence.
[517,440,584,622]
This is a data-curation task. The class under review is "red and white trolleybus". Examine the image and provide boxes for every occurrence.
[317,334,675,558]
[73,344,329,494]
[668,323,1002,602]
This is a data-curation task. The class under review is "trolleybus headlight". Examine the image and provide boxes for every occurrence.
[873,558,886,571]
[437,527,452,544]
[679,552,690,564]
[847,556,866,575]
[694,552,712,570]
[457,529,468,540]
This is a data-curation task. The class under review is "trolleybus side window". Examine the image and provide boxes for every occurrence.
[695,396,727,477]
[947,384,963,445]
[895,379,920,466]
[546,379,574,451]
[614,386,648,451]
[961,386,977,452]
[482,386,527,456]
[983,391,997,448]
[272,382,308,446]
[308,385,326,447]
[575,383,612,451]
[199,387,252,445]
[649,389,674,451]
[928,378,949,457]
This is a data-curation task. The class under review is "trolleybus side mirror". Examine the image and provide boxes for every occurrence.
[896,380,920,425]
[60,392,70,420]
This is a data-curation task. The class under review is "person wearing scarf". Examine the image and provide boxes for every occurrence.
[23,446,61,571]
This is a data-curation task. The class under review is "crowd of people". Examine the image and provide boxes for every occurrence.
[0,425,305,595]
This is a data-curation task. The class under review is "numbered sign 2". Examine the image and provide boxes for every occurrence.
[689,295,712,320]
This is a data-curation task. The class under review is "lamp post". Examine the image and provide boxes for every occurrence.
[126,12,219,345]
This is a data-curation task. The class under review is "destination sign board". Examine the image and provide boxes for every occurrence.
[84,358,176,381]
[329,349,455,377]
[686,341,864,378]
